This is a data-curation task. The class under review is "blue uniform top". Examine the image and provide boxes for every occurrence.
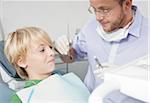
[73,5,149,92]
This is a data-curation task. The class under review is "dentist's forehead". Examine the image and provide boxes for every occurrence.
[90,0,118,6]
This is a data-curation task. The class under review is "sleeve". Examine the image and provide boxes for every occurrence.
[84,65,95,92]
[11,94,22,103]
[72,16,96,61]
[103,90,144,103]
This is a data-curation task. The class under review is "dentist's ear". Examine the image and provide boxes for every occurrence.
[124,0,132,9]
[17,56,28,69]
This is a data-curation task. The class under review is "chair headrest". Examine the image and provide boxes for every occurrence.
[0,40,19,78]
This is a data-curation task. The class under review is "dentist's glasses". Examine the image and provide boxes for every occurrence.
[88,7,111,16]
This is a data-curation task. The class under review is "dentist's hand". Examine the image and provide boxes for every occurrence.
[55,35,76,63]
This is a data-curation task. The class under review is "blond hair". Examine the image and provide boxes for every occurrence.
[4,27,53,80]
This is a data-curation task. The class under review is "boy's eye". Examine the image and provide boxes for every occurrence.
[40,48,45,52]
[49,45,53,49]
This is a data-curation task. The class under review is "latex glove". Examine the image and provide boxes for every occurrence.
[94,63,118,79]
[55,35,72,55]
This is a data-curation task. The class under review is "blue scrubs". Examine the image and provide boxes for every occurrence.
[73,5,149,103]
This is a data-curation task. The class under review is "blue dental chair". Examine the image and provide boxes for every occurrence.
[0,40,17,103]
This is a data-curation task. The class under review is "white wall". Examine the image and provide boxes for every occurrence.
[133,0,148,18]
[0,1,4,41]
[1,0,149,41]
[1,1,90,40]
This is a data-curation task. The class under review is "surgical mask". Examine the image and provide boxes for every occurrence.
[96,21,132,42]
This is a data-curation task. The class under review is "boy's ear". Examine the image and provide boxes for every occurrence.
[17,56,27,68]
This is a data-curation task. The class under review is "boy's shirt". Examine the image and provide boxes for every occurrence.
[11,80,41,103]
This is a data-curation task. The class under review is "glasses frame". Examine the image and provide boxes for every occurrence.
[88,6,115,16]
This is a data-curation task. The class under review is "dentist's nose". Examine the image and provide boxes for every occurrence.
[96,13,104,21]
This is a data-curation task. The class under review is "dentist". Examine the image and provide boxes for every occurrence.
[55,0,149,102]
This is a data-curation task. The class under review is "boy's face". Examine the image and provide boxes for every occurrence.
[25,41,55,77]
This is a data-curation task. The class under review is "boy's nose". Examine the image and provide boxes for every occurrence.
[47,46,55,57]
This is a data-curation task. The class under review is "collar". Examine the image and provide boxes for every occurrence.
[96,5,143,41]
[128,5,143,38]
[25,80,41,88]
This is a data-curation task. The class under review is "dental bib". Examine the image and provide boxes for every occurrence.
[16,73,90,103]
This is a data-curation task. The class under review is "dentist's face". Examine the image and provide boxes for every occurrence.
[90,0,127,32]
[25,42,55,76]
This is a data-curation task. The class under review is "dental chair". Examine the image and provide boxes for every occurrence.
[0,41,18,103]
[0,70,15,103]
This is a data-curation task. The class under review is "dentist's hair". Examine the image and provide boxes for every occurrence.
[4,27,53,80]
